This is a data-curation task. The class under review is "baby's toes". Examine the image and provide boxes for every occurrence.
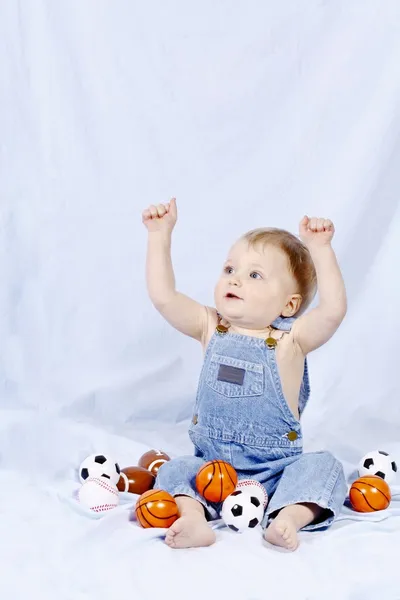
[169,518,184,536]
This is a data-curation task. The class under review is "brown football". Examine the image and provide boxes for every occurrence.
[138,449,171,476]
[117,466,155,494]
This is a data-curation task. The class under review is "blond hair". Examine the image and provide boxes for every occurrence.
[242,228,317,315]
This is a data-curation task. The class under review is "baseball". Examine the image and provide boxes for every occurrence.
[236,479,269,508]
[78,476,119,513]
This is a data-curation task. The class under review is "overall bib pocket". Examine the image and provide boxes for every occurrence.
[206,353,264,398]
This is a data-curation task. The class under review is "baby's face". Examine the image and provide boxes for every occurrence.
[214,240,299,330]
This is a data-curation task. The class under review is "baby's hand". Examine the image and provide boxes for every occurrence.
[142,198,177,233]
[299,216,334,247]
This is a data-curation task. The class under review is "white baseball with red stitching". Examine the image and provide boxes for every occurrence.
[78,476,119,513]
[236,479,268,508]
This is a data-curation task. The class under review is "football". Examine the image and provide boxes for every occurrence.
[79,454,121,485]
[221,489,264,533]
[358,450,397,485]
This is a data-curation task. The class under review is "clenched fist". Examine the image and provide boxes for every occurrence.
[142,198,178,233]
[299,215,335,247]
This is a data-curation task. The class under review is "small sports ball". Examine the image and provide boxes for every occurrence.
[196,460,238,503]
[349,475,391,512]
[358,450,397,485]
[78,476,119,513]
[138,449,171,476]
[117,466,155,494]
[236,479,269,508]
[221,490,264,533]
[79,454,120,485]
[135,489,179,528]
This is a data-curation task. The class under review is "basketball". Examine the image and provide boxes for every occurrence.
[135,489,179,528]
[196,460,238,503]
[349,475,391,512]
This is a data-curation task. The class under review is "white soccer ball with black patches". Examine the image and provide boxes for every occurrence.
[221,489,264,533]
[79,454,121,485]
[358,450,397,485]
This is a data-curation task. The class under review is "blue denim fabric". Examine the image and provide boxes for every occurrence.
[156,316,347,530]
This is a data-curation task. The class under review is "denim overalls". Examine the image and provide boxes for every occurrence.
[156,316,347,530]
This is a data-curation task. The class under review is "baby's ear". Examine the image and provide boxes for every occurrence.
[282,294,302,317]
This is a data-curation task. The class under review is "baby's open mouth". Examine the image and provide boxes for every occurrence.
[225,292,242,300]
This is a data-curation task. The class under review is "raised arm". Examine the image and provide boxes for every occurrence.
[292,216,347,355]
[142,198,210,342]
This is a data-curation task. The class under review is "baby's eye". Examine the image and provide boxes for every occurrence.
[250,271,262,279]
[224,266,234,274]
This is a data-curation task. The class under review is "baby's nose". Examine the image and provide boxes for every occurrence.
[229,276,242,286]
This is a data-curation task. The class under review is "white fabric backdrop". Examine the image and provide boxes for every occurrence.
[1,1,400,599]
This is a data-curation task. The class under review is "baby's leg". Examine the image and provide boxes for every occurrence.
[155,456,218,549]
[265,502,323,551]
[263,451,347,551]
[165,496,216,549]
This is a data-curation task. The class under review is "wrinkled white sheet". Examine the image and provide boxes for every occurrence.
[1,1,400,598]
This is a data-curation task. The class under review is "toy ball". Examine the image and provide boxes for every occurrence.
[117,466,155,494]
[221,490,264,533]
[135,489,179,528]
[79,454,121,485]
[349,475,391,512]
[138,449,171,476]
[196,460,238,503]
[78,476,119,513]
[358,450,397,485]
[236,479,268,508]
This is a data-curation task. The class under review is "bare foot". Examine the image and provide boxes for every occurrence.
[165,514,216,549]
[264,516,299,551]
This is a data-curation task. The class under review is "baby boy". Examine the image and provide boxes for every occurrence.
[142,198,347,551]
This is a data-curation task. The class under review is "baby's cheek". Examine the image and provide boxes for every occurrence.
[214,281,223,303]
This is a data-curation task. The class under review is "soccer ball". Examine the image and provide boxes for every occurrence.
[358,450,397,485]
[79,454,121,485]
[221,490,264,533]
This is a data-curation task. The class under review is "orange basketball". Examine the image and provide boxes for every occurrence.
[349,475,391,512]
[196,460,238,503]
[135,489,179,528]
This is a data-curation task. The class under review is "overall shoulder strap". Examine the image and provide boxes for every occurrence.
[270,315,296,332]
